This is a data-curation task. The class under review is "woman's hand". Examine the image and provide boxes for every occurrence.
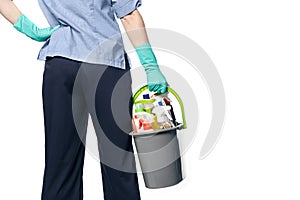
[13,14,60,42]
[0,0,60,41]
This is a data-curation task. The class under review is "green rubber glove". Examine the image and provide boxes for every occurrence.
[13,14,60,42]
[135,43,168,93]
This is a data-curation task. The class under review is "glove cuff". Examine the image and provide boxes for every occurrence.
[13,14,33,33]
[13,14,25,33]
[135,43,159,70]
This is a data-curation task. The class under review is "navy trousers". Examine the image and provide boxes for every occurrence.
[41,56,141,200]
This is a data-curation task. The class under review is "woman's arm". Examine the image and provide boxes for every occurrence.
[120,9,167,93]
[120,9,148,47]
[0,0,21,24]
[0,0,60,41]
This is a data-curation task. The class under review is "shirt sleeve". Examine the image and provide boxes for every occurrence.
[112,0,142,19]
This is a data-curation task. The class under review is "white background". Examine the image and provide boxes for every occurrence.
[1,0,300,199]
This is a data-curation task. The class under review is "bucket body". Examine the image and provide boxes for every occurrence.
[133,129,183,188]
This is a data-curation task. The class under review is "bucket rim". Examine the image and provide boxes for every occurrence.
[129,124,183,137]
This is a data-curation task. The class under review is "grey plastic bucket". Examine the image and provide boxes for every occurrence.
[130,85,186,189]
[133,129,183,188]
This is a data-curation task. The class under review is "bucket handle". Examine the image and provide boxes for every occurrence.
[132,85,187,129]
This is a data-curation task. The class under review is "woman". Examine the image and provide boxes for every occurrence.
[0,0,59,41]
[5,0,168,199]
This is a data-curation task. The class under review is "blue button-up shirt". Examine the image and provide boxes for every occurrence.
[37,0,142,69]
